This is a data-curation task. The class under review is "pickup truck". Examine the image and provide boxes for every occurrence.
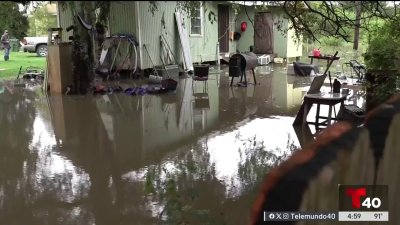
[20,36,48,57]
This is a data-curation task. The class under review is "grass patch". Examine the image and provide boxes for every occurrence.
[0,51,46,80]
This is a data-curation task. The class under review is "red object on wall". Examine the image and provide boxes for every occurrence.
[241,22,247,32]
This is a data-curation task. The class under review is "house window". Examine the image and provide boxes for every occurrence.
[190,4,203,36]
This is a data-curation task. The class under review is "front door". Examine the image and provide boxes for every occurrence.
[218,4,229,53]
[254,12,273,54]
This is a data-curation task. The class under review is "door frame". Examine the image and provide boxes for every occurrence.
[218,4,229,53]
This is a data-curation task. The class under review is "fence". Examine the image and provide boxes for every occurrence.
[250,95,400,225]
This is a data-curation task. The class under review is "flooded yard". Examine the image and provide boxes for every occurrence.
[0,65,365,225]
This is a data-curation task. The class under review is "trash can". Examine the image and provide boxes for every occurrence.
[9,39,20,52]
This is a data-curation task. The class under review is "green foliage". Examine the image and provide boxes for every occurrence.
[319,36,345,48]
[363,20,400,71]
[363,19,400,108]
[0,2,29,39]
[27,4,57,36]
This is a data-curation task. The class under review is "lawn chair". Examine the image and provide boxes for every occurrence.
[342,59,366,82]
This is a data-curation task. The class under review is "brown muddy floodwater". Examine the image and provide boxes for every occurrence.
[0,65,365,225]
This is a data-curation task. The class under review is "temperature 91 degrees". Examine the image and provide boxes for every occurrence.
[374,212,384,220]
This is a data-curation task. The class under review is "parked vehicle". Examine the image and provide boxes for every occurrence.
[20,36,48,57]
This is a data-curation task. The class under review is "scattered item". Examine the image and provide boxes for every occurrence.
[148,74,163,84]
[158,40,174,80]
[342,59,366,82]
[161,78,178,91]
[337,104,365,125]
[93,84,123,95]
[93,84,108,94]
[124,87,147,96]
[236,82,248,87]
[14,66,44,87]
[273,57,284,64]
[95,67,110,77]
[175,11,194,72]
[293,62,319,76]
[155,64,179,80]
[22,66,45,80]
[258,54,271,65]
[15,66,23,80]
[147,85,168,94]
[233,32,241,41]
[307,74,327,94]
[333,78,341,93]
[143,43,162,83]
[99,34,139,80]
[161,34,178,65]
[65,85,72,95]
[313,48,321,57]
[160,35,174,65]
[343,104,365,115]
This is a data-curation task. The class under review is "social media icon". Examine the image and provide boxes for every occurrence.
[269,213,275,219]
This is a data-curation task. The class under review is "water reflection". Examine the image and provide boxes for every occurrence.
[0,86,94,224]
[0,66,364,224]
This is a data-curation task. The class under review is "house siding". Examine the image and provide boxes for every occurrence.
[108,2,139,70]
[272,13,303,59]
[286,21,302,58]
[273,14,288,58]
[138,1,221,69]
[235,6,255,53]
[57,2,74,42]
[189,2,219,63]
[56,1,303,69]
[109,2,138,36]
[137,1,181,69]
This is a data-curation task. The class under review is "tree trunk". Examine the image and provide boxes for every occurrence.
[353,1,362,50]
[69,1,94,94]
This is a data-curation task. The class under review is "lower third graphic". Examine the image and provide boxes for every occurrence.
[264,211,337,221]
